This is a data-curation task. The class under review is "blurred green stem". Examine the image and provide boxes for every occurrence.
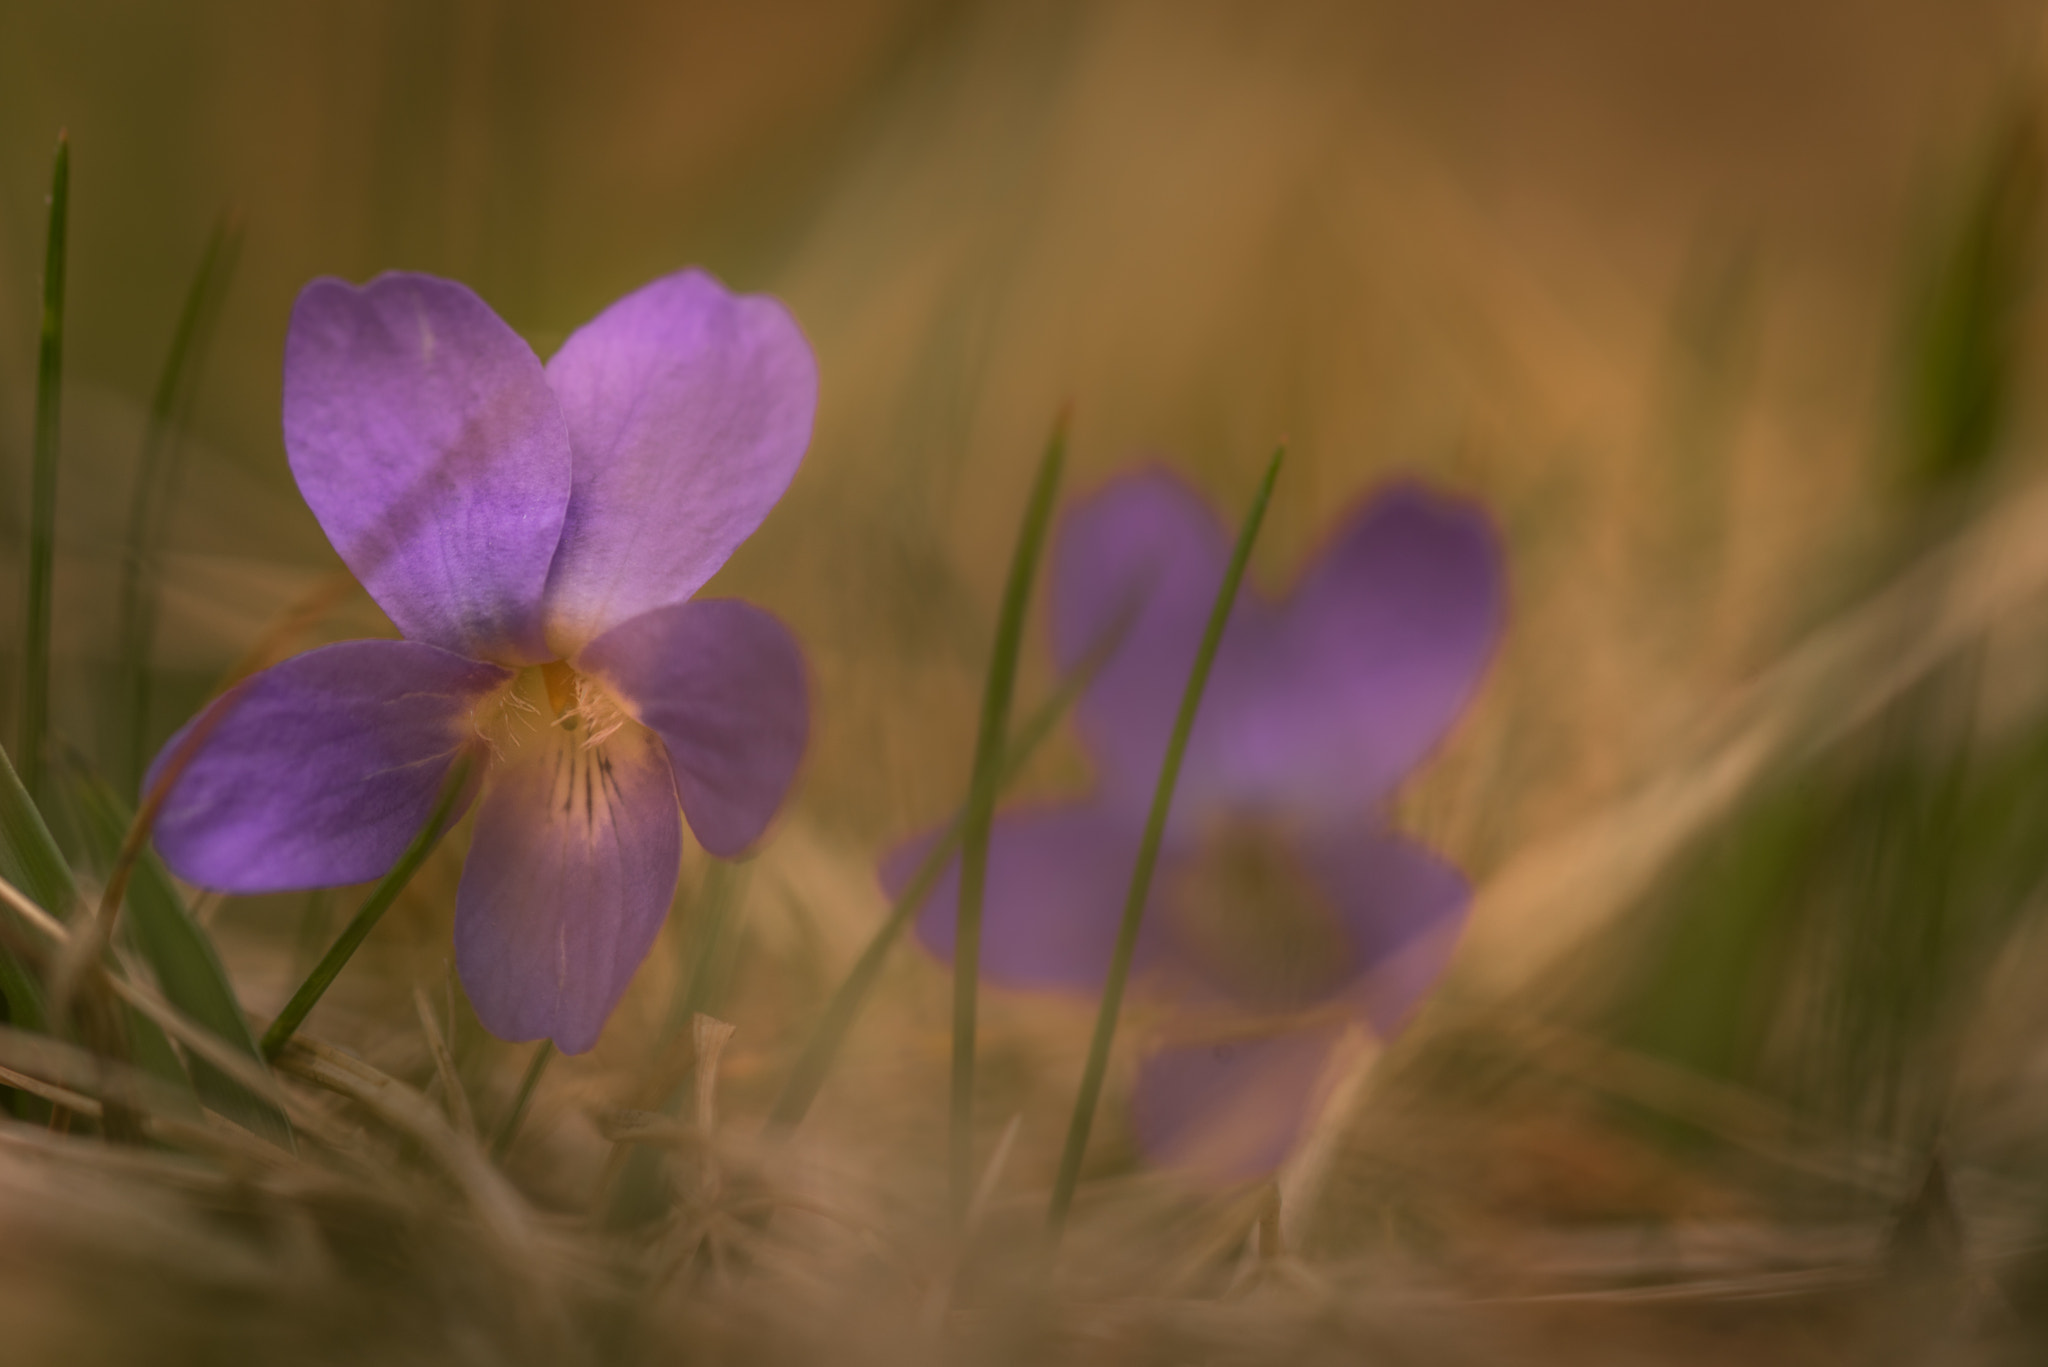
[951,413,1066,1224]
[1047,447,1282,1238]
[671,859,748,1034]
[119,212,245,792]
[259,754,473,1058]
[490,1040,553,1160]
[601,859,749,1228]
[1901,91,2041,496]
[18,133,69,805]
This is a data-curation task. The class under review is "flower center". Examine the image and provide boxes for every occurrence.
[476,660,634,760]
[1167,820,1356,1011]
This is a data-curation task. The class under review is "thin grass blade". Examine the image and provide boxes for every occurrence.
[672,858,750,1035]
[119,212,246,792]
[490,1040,554,1161]
[764,637,1109,1134]
[18,132,69,806]
[951,411,1067,1221]
[1047,447,1284,1237]
[0,740,67,1054]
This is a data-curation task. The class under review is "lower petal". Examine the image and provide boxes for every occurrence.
[1129,1023,1348,1180]
[891,805,1164,993]
[455,724,682,1053]
[1294,826,1471,1036]
[576,598,808,857]
[149,640,508,893]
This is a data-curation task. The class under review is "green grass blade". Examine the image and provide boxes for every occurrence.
[0,722,77,932]
[7,744,200,1123]
[119,212,246,792]
[764,637,1109,1135]
[118,997,202,1118]
[490,1040,554,1161]
[66,769,290,1144]
[1047,447,1284,1237]
[951,412,1066,1221]
[1902,95,2041,494]
[260,754,474,1059]
[0,746,59,1115]
[671,858,750,1035]
[18,132,70,806]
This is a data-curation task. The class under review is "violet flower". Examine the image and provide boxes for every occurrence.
[890,468,1503,1178]
[150,270,815,1053]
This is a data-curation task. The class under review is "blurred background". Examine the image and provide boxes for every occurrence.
[4,1,2048,1361]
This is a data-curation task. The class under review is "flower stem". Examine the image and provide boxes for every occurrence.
[671,859,749,1033]
[18,133,69,806]
[490,1039,553,1160]
[1046,447,1284,1238]
[599,859,750,1229]
[259,754,474,1059]
[952,412,1067,1224]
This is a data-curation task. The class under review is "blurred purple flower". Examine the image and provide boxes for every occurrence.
[889,468,1503,1178]
[150,270,816,1053]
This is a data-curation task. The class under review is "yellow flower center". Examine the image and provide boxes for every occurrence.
[475,659,636,761]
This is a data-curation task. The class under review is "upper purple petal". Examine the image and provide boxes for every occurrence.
[576,598,809,858]
[455,724,682,1054]
[539,270,817,653]
[1053,469,1503,821]
[1128,1023,1348,1181]
[149,640,508,893]
[1049,467,1249,817]
[896,804,1170,993]
[1220,481,1504,813]
[284,274,572,664]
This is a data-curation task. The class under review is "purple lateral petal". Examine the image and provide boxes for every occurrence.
[1129,1023,1347,1180]
[1049,468,1250,816]
[1292,824,1471,1036]
[577,598,809,857]
[284,274,572,664]
[540,270,817,652]
[1220,481,1504,813]
[149,640,508,894]
[894,805,1168,992]
[455,725,681,1053]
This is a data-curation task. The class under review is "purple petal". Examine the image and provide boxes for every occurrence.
[150,641,508,894]
[1292,825,1470,1036]
[455,725,681,1053]
[894,805,1167,993]
[1049,468,1250,815]
[1218,481,1504,812]
[577,599,809,857]
[1129,1023,1348,1180]
[540,270,817,652]
[1051,471,1503,821]
[284,274,572,664]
